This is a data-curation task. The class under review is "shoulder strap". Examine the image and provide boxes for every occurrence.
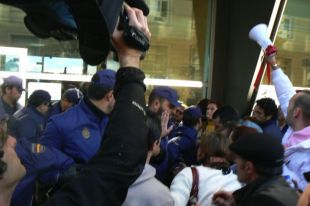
[190,167,199,198]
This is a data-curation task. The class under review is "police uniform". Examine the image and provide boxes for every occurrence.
[41,97,109,163]
[168,125,198,167]
[47,101,62,118]
[43,67,148,206]
[10,105,46,143]
[11,139,74,206]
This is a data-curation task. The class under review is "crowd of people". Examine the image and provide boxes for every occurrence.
[0,3,310,206]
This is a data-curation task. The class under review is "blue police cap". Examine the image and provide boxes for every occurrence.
[2,75,25,91]
[184,106,203,119]
[62,88,83,104]
[151,86,180,107]
[91,69,116,89]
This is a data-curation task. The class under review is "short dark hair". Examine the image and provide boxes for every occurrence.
[256,98,278,120]
[87,84,112,100]
[294,90,310,123]
[197,98,209,116]
[28,93,50,107]
[146,110,161,151]
[183,112,200,127]
[213,105,239,126]
[208,100,222,109]
[1,85,13,94]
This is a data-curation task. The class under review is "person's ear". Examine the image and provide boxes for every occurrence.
[105,90,114,101]
[245,161,255,174]
[293,107,301,118]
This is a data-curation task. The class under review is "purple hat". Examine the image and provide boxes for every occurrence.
[184,106,203,119]
[151,86,181,107]
[63,88,83,104]
[91,69,116,89]
[2,75,25,91]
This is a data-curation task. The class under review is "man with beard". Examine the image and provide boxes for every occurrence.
[148,86,181,182]
[0,76,25,116]
[212,133,298,206]
[266,54,310,191]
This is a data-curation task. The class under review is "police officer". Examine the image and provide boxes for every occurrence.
[148,86,180,116]
[40,69,116,164]
[168,106,203,169]
[10,90,51,143]
[0,75,25,116]
[148,86,181,182]
[42,3,151,206]
[48,88,83,118]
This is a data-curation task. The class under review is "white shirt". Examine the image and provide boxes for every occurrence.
[170,166,241,206]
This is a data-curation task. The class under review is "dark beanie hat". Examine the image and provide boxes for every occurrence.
[28,90,51,107]
[229,133,284,168]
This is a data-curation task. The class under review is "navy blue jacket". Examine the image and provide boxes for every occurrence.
[40,98,109,163]
[260,119,283,140]
[168,125,198,168]
[10,105,46,143]
[47,101,62,119]
[12,139,74,206]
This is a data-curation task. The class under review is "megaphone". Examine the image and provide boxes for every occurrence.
[249,23,276,89]
[249,24,272,49]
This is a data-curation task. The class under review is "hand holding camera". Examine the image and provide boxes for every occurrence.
[112,4,151,68]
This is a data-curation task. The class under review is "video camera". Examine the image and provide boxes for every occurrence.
[118,8,150,52]
[0,0,150,65]
[67,0,150,65]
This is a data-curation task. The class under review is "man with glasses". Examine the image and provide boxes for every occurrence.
[0,75,25,116]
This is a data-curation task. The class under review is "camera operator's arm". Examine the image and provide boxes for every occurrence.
[43,5,151,206]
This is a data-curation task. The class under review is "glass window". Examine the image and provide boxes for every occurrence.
[0,1,209,105]
[272,0,310,87]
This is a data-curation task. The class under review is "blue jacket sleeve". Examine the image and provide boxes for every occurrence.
[13,140,75,206]
[40,118,63,149]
